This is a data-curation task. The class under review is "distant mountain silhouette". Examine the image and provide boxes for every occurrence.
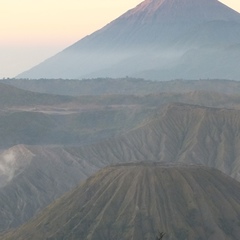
[4,78,240,96]
[17,0,240,80]
[3,163,240,240]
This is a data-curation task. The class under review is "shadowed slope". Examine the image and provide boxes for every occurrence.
[0,107,154,148]
[0,82,156,148]
[0,82,74,107]
[3,163,240,240]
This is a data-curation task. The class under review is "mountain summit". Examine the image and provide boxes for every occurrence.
[4,163,240,240]
[122,0,240,23]
[18,0,240,80]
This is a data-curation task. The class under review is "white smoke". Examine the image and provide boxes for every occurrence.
[0,145,33,187]
[0,151,16,180]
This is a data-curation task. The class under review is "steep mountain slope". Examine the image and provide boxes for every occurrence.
[67,103,240,181]
[3,163,240,240]
[17,0,240,80]
[123,0,240,24]
[0,144,98,232]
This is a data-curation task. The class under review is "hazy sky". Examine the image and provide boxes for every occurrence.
[1,0,240,78]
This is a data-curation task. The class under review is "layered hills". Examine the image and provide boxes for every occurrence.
[1,82,240,234]
[17,0,240,80]
[2,101,240,233]
[3,163,240,240]
[0,82,155,148]
[2,80,240,149]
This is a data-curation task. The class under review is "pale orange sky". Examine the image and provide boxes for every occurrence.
[0,0,240,78]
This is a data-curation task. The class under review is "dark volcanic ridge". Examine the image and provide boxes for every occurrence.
[3,162,240,240]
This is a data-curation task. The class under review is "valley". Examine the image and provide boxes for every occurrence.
[1,0,240,238]
[1,78,240,239]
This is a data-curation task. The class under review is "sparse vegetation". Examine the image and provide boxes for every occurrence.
[156,231,165,240]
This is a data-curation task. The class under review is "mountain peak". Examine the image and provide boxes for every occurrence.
[17,0,240,80]
[132,0,214,12]
[121,0,240,23]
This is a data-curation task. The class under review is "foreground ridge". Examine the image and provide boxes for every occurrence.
[3,163,240,240]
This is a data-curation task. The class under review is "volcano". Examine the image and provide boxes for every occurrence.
[3,163,240,240]
[18,0,240,80]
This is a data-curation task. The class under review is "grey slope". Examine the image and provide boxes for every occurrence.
[67,103,240,181]
[0,144,98,233]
